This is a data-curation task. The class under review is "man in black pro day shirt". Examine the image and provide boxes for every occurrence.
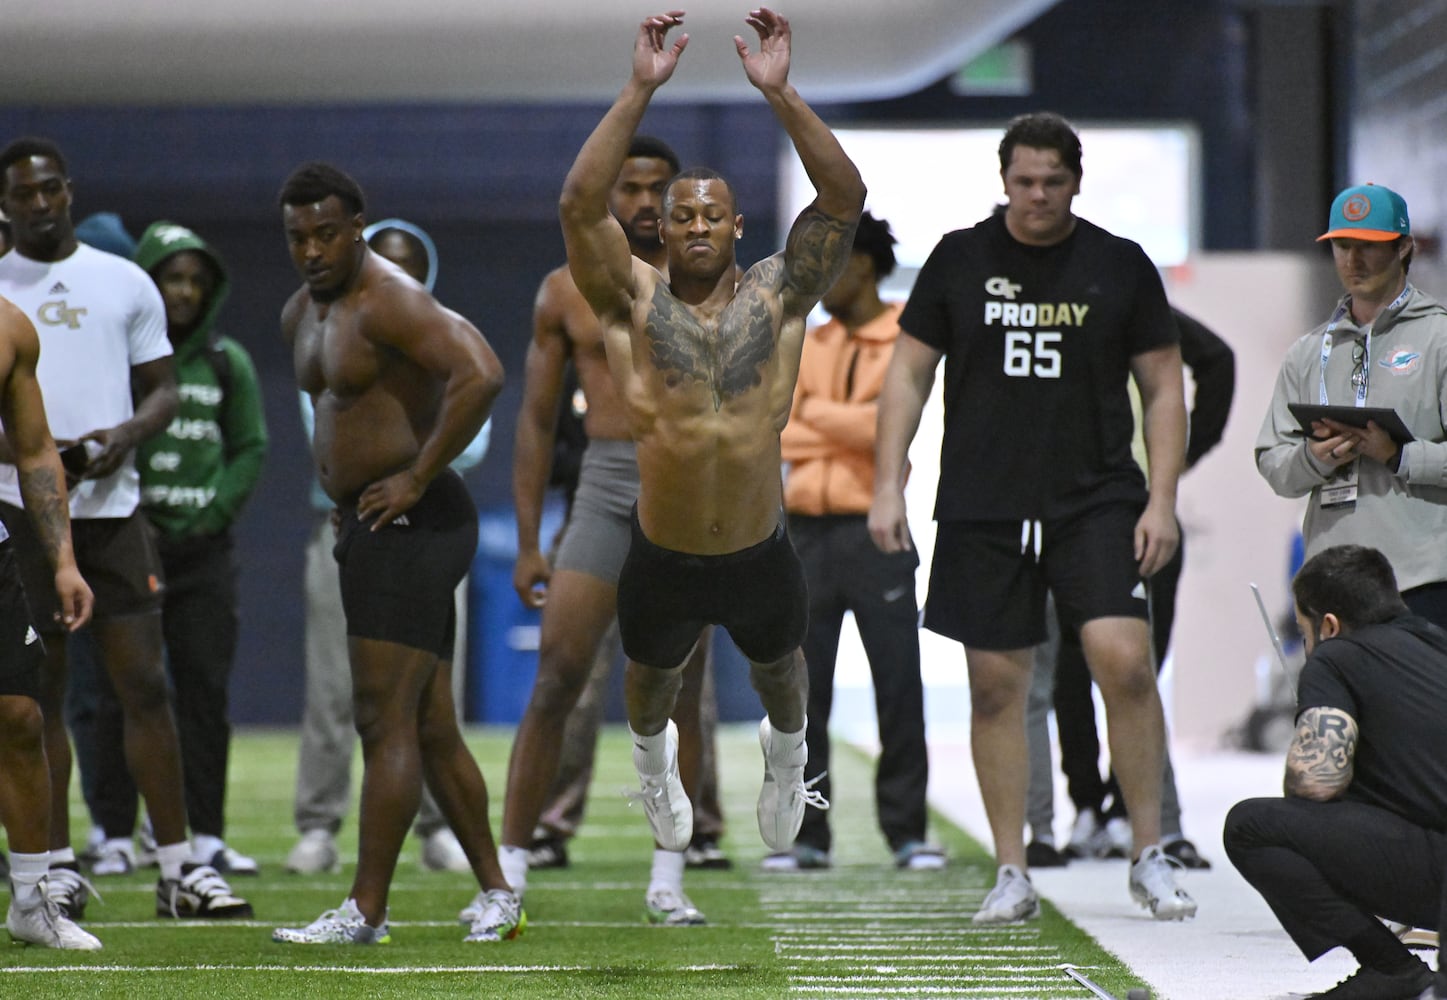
[1225,545,1446,1000]
[870,111,1193,923]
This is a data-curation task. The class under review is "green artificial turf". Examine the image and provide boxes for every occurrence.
[1,725,1148,998]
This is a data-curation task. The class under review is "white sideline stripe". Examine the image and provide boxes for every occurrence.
[85,919,792,931]
[790,988,1064,997]
[0,963,745,975]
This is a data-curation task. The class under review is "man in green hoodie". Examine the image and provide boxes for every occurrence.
[85,222,268,876]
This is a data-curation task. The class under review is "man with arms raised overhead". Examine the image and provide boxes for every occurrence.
[271,162,518,945]
[559,8,865,856]
[496,134,729,926]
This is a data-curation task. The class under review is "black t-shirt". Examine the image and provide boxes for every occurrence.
[899,213,1179,520]
[1296,614,1447,829]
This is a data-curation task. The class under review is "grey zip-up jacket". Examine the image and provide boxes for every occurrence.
[1256,285,1447,591]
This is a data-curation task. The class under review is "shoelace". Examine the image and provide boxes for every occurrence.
[474,892,517,929]
[1138,850,1190,894]
[624,777,676,810]
[796,772,830,812]
[161,866,229,917]
[182,865,231,897]
[46,870,103,908]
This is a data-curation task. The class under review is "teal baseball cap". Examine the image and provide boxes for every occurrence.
[1317,183,1411,242]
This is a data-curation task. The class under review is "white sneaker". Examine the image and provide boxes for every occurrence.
[629,721,693,852]
[972,864,1040,924]
[463,889,526,942]
[1129,845,1197,921]
[286,829,340,874]
[91,838,136,877]
[1063,811,1105,860]
[273,898,389,944]
[6,887,103,950]
[645,885,706,926]
[1102,816,1133,859]
[420,828,471,873]
[201,844,260,877]
[756,718,828,851]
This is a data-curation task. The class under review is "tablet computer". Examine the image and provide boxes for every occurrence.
[1287,403,1415,444]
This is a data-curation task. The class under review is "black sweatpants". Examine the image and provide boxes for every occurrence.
[1225,795,1447,988]
[92,531,240,839]
[789,514,927,854]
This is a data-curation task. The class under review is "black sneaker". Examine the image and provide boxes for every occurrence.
[1162,838,1212,870]
[1026,840,1070,868]
[684,835,733,870]
[525,836,569,870]
[156,863,253,919]
[1310,959,1432,999]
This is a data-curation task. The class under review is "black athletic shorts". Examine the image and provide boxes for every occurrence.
[924,502,1149,651]
[0,542,45,698]
[333,469,477,660]
[0,503,163,633]
[617,506,808,669]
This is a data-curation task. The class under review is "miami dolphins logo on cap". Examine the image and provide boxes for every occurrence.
[1342,194,1372,222]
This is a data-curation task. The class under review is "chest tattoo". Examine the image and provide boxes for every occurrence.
[646,276,776,410]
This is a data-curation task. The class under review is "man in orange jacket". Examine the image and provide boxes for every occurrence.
[769,212,941,871]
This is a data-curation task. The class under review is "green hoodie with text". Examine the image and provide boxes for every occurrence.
[133,222,268,539]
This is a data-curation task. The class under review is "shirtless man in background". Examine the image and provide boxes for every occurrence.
[270,162,519,946]
[559,8,865,855]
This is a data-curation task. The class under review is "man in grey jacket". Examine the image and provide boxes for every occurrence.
[1257,183,1447,628]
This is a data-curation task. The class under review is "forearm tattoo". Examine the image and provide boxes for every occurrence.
[1284,707,1356,799]
[783,205,859,300]
[19,465,71,568]
[647,281,775,410]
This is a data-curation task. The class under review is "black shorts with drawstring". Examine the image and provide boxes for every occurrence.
[923,502,1148,651]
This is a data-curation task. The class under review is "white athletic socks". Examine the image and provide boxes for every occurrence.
[156,841,192,881]
[498,844,529,896]
[631,725,672,775]
[10,851,48,903]
[648,847,686,896]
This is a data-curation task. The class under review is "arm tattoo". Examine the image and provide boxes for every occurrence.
[646,281,776,410]
[1284,707,1356,800]
[18,465,71,569]
[783,205,858,301]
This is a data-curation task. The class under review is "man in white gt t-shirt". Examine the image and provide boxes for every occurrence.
[0,136,251,921]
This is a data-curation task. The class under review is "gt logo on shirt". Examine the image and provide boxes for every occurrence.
[985,276,1022,300]
[1004,331,1062,379]
[38,300,87,329]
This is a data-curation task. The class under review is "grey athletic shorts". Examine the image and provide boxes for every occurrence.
[553,439,639,584]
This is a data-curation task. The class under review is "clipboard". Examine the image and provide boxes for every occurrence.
[1287,403,1414,445]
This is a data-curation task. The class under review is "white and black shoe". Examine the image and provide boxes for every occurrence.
[156,863,253,919]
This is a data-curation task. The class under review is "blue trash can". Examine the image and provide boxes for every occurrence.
[467,501,566,723]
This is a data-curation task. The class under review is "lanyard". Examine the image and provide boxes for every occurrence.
[1318,284,1413,406]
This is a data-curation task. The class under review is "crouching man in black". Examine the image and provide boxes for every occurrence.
[1225,544,1446,1000]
